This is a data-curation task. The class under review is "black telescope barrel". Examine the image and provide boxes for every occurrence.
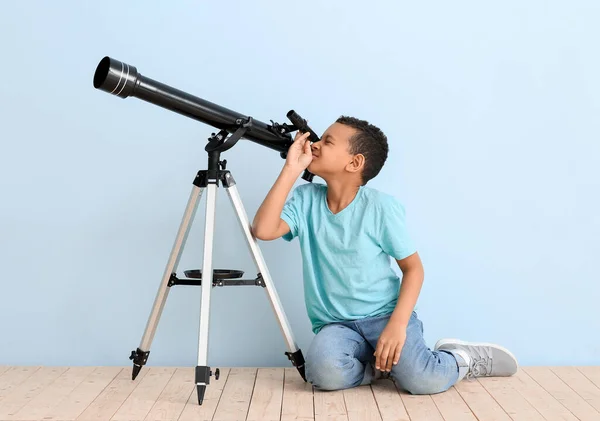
[93,56,291,153]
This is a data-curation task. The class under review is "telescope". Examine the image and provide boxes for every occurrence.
[93,56,315,406]
[93,56,319,181]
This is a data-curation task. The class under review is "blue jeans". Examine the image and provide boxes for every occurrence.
[304,311,460,394]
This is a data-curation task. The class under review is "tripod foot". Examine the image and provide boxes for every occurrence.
[132,364,142,381]
[197,384,206,405]
[195,366,216,405]
[129,348,150,380]
[285,349,307,382]
[297,364,306,382]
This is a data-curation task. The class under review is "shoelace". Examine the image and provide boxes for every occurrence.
[465,346,493,380]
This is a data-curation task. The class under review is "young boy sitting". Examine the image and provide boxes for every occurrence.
[251,116,518,394]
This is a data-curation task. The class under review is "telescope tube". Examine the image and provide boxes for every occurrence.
[93,56,292,154]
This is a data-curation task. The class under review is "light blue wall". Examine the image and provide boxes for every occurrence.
[1,1,598,368]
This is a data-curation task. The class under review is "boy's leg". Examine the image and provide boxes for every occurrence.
[304,323,375,390]
[356,311,460,395]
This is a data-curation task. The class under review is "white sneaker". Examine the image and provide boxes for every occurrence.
[435,338,518,378]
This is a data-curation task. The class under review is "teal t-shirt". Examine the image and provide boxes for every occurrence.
[280,182,417,334]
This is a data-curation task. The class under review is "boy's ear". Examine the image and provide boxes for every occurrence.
[347,153,365,173]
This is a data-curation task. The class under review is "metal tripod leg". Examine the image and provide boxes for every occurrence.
[129,185,204,380]
[195,183,217,405]
[223,172,306,381]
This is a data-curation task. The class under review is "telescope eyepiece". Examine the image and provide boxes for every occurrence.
[93,56,138,98]
[287,110,320,143]
[287,110,306,131]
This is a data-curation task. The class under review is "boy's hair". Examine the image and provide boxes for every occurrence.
[336,116,389,185]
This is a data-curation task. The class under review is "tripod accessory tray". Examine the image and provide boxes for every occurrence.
[167,270,266,287]
[184,269,243,279]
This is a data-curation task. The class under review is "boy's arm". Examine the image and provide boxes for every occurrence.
[251,165,303,240]
[252,130,312,241]
[373,252,424,371]
[388,252,424,327]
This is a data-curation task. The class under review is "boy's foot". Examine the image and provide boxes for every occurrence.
[369,361,390,381]
[434,338,518,378]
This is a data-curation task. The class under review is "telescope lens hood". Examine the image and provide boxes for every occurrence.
[93,56,138,98]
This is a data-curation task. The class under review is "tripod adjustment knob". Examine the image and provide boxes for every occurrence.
[219,160,227,169]
[215,368,220,380]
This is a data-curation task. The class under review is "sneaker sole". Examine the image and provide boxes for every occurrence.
[434,338,519,367]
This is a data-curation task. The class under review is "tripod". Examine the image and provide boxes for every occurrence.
[128,121,306,405]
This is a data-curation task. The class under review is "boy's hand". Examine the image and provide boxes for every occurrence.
[284,130,312,172]
[374,321,407,372]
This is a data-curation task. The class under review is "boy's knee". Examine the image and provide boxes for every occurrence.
[304,324,367,390]
[305,357,357,391]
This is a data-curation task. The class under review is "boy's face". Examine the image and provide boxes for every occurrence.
[308,122,363,180]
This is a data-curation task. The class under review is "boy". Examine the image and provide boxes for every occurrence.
[251,116,518,394]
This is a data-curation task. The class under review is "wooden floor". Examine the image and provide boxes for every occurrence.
[0,366,599,421]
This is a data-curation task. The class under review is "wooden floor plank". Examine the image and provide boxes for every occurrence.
[35,366,121,420]
[76,366,149,420]
[551,366,600,413]
[281,367,314,421]
[342,385,381,421]
[314,388,348,421]
[9,366,95,420]
[477,375,545,421]
[110,367,175,420]
[0,366,68,419]
[454,377,512,421]
[430,386,477,421]
[506,370,579,421]
[394,381,445,421]
[0,365,599,421]
[212,367,257,421]
[399,393,444,421]
[178,367,230,421]
[143,367,194,421]
[525,366,600,421]
[0,367,41,401]
[578,366,600,389]
[370,379,409,421]
[246,368,284,421]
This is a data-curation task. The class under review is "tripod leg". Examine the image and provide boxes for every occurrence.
[196,183,218,405]
[130,185,204,380]
[224,175,306,381]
